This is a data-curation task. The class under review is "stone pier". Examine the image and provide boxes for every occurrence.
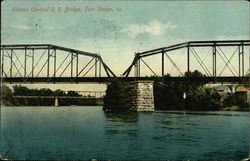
[126,81,154,111]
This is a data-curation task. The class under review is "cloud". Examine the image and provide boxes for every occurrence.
[11,24,32,30]
[215,35,249,40]
[122,20,176,37]
[10,23,67,31]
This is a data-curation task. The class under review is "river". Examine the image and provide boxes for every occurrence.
[1,106,249,160]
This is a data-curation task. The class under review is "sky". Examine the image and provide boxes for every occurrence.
[1,0,249,91]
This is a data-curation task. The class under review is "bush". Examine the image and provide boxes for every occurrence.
[154,71,222,111]
[103,79,132,112]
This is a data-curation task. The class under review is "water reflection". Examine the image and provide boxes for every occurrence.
[104,112,139,138]
[104,112,139,124]
[161,111,248,116]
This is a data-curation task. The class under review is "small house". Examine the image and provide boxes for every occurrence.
[213,85,233,94]
[213,85,234,102]
[235,86,250,103]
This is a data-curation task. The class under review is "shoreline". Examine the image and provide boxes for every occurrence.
[1,105,249,112]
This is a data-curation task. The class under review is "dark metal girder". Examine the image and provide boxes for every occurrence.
[2,47,51,50]
[2,76,249,84]
[50,45,98,57]
[1,44,98,58]
[139,42,188,55]
[189,44,250,47]
[188,40,250,44]
[1,44,51,48]
[138,45,187,58]
[137,40,250,58]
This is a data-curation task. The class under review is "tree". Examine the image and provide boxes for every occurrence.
[154,70,223,111]
[67,90,80,96]
[53,89,66,96]
[13,85,29,96]
[1,85,13,106]
[103,79,132,112]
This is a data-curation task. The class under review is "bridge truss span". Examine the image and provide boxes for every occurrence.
[1,40,250,84]
[123,40,250,78]
[1,44,116,83]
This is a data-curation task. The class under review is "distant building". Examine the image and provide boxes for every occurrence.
[213,85,234,94]
[235,86,250,103]
[213,85,235,102]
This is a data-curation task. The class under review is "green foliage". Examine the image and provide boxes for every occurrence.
[155,71,222,111]
[184,87,222,110]
[223,94,238,107]
[67,90,80,96]
[54,89,66,96]
[223,94,249,108]
[184,70,205,77]
[103,79,132,112]
[1,85,13,106]
[8,85,100,106]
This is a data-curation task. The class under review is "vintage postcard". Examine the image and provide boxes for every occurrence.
[1,0,249,160]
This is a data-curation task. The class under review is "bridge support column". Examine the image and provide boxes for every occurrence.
[126,81,154,111]
[55,97,59,107]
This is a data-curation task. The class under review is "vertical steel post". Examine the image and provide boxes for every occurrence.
[134,56,138,77]
[24,47,27,78]
[242,43,244,76]
[215,47,216,77]
[54,49,56,78]
[32,49,34,78]
[213,45,216,77]
[0,49,2,78]
[76,53,78,77]
[212,47,214,77]
[134,62,137,77]
[99,57,101,77]
[238,45,241,77]
[187,45,190,72]
[47,47,50,78]
[162,51,164,76]
[138,57,140,77]
[134,53,137,77]
[71,53,73,78]
[0,49,2,105]
[1,49,4,77]
[10,50,13,77]
[95,57,97,77]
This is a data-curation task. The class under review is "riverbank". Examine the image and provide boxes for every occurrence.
[1,103,104,107]
[221,106,249,111]
[2,105,248,112]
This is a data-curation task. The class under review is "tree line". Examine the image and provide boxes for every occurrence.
[1,85,101,106]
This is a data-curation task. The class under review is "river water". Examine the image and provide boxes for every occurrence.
[1,106,249,160]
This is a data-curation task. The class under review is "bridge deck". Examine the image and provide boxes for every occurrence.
[13,96,103,99]
[2,76,249,83]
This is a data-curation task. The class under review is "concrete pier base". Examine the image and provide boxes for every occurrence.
[127,81,154,111]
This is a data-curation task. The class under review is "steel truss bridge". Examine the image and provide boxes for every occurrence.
[1,40,250,84]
